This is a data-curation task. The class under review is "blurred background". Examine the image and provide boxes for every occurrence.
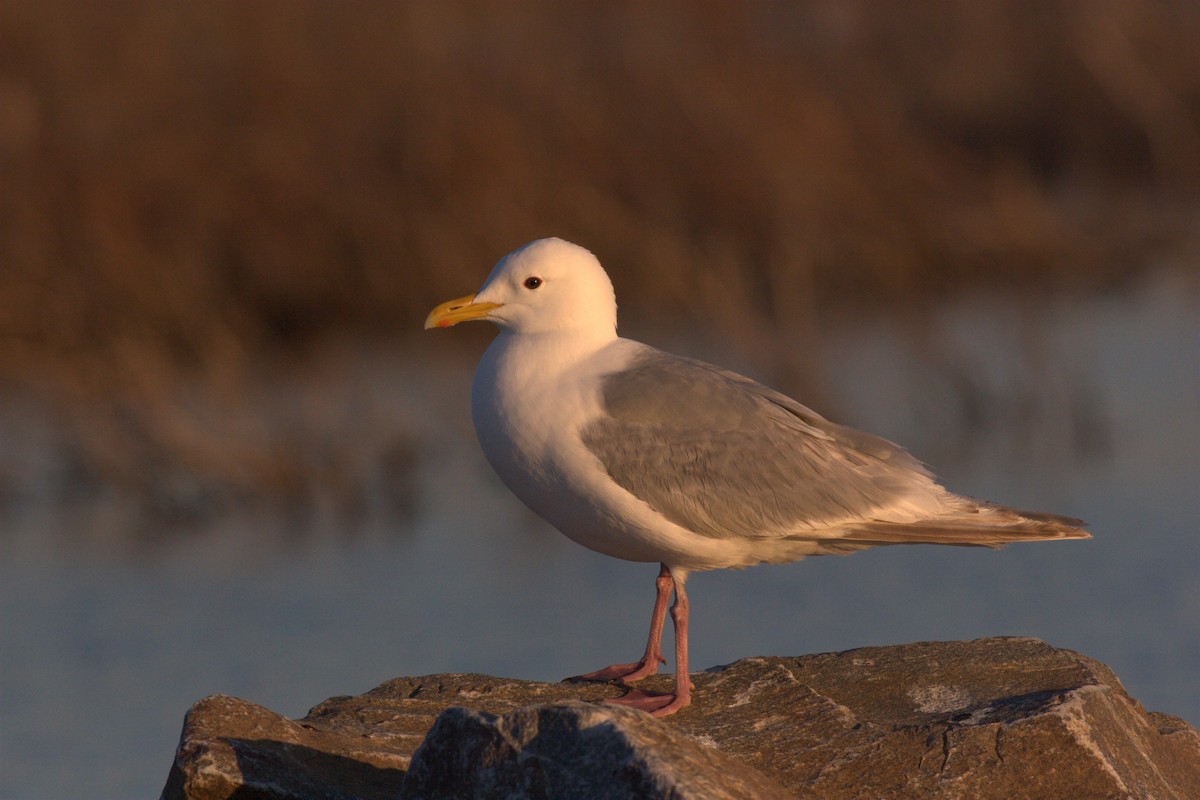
[0,2,1197,797]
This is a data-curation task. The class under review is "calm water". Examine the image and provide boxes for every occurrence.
[1,270,1197,799]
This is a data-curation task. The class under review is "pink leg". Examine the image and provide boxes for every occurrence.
[602,570,693,717]
[569,563,671,683]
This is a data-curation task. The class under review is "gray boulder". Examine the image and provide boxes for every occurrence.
[161,637,1200,799]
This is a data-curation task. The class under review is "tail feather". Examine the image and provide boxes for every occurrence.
[837,501,1091,549]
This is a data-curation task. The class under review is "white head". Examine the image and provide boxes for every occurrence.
[425,238,618,337]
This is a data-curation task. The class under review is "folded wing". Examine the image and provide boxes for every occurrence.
[581,346,1089,546]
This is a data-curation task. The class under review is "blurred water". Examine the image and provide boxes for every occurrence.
[1,269,1197,799]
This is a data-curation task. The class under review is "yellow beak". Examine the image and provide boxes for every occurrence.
[424,294,502,329]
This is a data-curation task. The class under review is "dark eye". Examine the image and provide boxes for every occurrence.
[523,276,543,290]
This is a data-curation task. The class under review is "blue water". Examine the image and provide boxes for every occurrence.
[1,270,1196,799]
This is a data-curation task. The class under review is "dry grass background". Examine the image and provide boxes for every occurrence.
[1,0,1197,518]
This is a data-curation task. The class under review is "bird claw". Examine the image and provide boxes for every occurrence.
[603,687,690,717]
[566,660,658,684]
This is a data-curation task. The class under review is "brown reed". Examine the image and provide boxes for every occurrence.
[0,0,1196,511]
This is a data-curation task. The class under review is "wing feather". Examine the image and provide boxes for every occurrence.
[580,347,946,539]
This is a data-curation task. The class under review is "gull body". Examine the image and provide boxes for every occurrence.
[426,237,1089,716]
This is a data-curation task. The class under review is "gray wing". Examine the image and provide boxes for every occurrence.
[580,346,943,540]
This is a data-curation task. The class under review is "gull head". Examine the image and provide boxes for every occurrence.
[425,238,618,336]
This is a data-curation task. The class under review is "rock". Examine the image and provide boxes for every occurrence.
[159,694,408,800]
[402,701,792,799]
[161,637,1200,800]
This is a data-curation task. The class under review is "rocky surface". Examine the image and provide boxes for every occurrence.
[403,701,793,799]
[161,637,1200,800]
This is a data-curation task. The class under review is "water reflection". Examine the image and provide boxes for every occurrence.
[1,269,1196,799]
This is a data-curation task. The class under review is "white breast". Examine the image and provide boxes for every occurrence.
[471,335,663,559]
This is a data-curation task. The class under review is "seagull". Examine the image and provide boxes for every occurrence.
[425,237,1090,717]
